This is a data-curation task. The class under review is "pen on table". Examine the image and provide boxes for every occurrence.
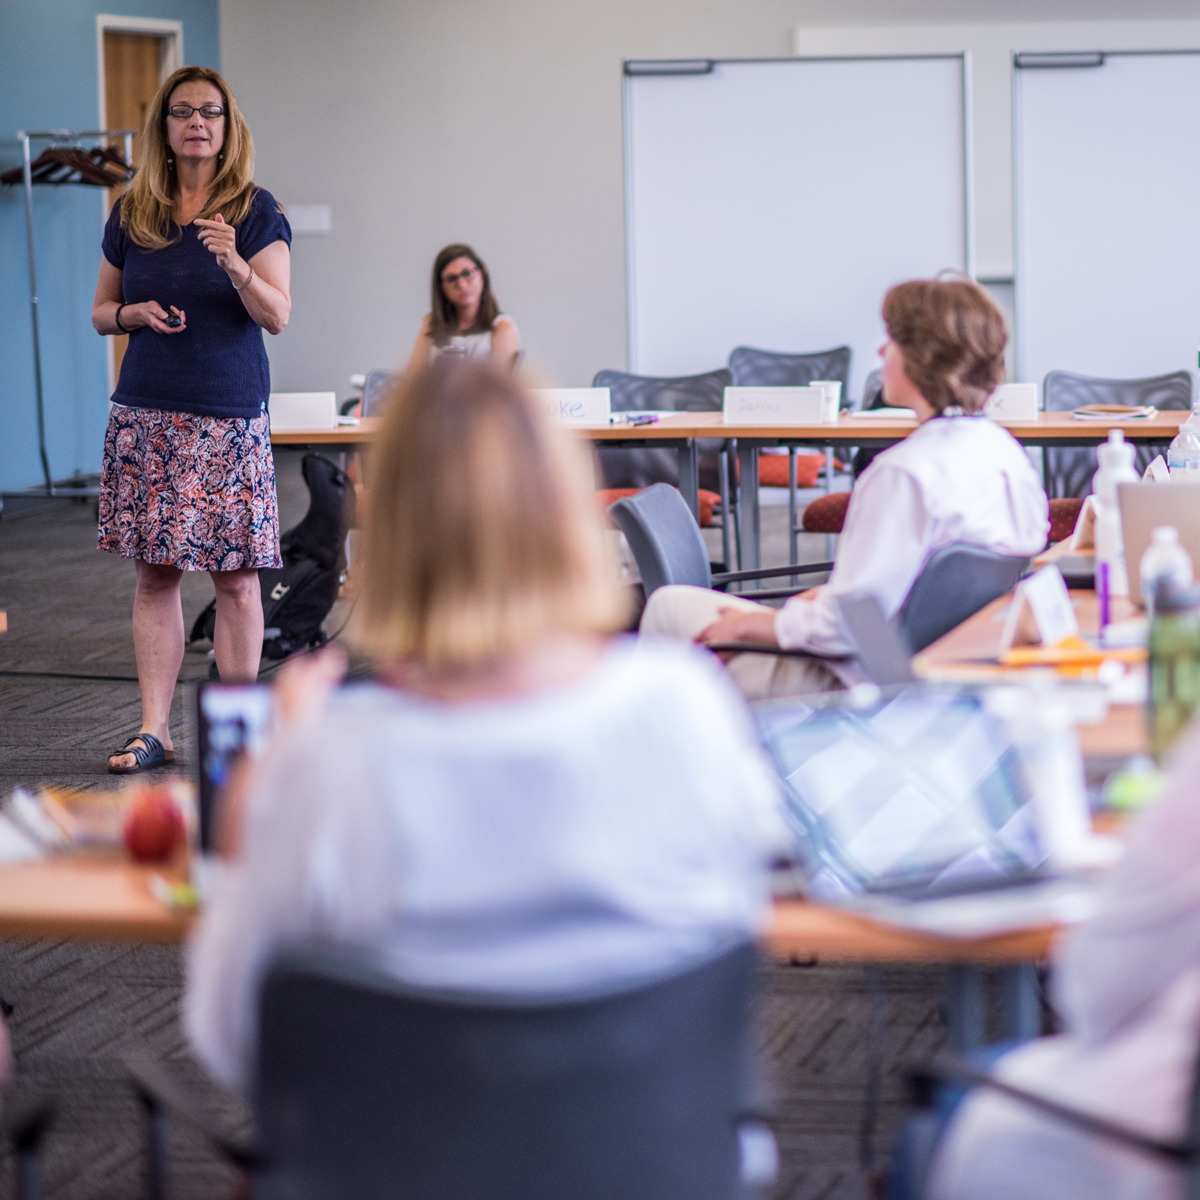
[609,413,660,426]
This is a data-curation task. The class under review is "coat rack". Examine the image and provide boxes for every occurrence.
[1,129,134,499]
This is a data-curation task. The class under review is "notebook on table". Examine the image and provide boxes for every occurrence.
[755,687,1098,936]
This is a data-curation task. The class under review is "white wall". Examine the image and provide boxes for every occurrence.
[219,0,1200,399]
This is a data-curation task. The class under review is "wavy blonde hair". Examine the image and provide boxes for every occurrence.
[120,66,256,251]
[354,360,628,668]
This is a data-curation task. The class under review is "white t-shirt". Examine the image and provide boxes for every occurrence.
[185,638,787,1091]
[429,314,518,360]
[775,416,1050,655]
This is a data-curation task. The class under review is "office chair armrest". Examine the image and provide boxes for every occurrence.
[124,1053,258,1172]
[712,562,833,587]
[909,1053,1195,1165]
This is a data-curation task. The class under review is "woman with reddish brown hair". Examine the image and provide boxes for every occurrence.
[641,276,1049,698]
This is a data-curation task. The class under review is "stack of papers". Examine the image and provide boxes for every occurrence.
[849,407,917,419]
[1072,405,1157,421]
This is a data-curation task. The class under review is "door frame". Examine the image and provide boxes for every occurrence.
[96,15,184,392]
[96,13,184,128]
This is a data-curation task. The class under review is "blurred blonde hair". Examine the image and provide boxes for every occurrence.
[121,66,257,251]
[353,360,627,668]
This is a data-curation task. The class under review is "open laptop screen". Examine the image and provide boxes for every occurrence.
[756,688,1043,900]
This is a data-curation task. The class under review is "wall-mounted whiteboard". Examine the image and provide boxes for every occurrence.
[1015,50,1200,389]
[624,56,970,400]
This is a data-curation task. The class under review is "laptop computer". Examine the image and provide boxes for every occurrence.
[1119,480,1200,606]
[755,687,1098,935]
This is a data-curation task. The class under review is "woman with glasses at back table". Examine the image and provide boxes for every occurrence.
[92,66,292,774]
[406,243,520,373]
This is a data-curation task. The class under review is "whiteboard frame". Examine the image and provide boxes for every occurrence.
[1012,47,1200,387]
[621,54,975,375]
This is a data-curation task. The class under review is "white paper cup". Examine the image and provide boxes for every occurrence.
[812,381,842,424]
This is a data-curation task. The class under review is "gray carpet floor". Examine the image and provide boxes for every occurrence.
[0,453,968,1199]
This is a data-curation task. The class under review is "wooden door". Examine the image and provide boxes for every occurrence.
[103,31,165,390]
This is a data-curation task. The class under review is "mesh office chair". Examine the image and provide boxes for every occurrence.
[1043,369,1193,498]
[339,369,401,419]
[593,368,740,568]
[609,483,831,599]
[126,941,768,1200]
[894,1046,1200,1200]
[729,346,853,563]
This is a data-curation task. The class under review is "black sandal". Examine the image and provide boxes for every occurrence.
[108,732,175,775]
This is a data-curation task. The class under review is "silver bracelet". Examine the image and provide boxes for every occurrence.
[232,264,255,291]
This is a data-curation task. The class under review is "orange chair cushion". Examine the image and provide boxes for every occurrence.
[801,491,851,534]
[757,453,845,489]
[1048,497,1085,545]
[597,487,721,528]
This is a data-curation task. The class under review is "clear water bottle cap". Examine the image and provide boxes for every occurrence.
[1152,526,1181,544]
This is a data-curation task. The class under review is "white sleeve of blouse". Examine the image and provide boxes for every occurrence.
[1054,725,1200,1043]
[773,462,931,656]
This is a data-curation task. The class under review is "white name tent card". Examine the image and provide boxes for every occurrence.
[999,565,1079,653]
[723,386,828,425]
[268,392,337,432]
[985,383,1039,421]
[533,388,611,425]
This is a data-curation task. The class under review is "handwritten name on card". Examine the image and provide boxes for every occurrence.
[532,388,611,425]
[723,386,827,425]
[985,383,1039,421]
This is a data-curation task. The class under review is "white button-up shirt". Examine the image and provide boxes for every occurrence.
[185,639,786,1092]
[774,416,1050,656]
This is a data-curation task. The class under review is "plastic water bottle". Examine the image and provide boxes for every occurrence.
[1139,526,1194,615]
[1093,430,1139,597]
[1167,416,1200,475]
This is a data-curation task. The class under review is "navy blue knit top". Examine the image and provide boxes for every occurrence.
[102,189,292,419]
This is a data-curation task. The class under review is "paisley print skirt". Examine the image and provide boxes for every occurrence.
[98,405,282,571]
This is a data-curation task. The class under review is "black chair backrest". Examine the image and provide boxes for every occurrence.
[860,368,884,411]
[897,544,1029,654]
[255,941,757,1200]
[591,368,732,490]
[361,368,401,418]
[1042,369,1193,498]
[608,482,713,594]
[728,345,851,393]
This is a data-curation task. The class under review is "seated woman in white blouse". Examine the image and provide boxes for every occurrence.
[641,276,1049,698]
[406,243,520,373]
[929,721,1200,1200]
[185,358,785,1093]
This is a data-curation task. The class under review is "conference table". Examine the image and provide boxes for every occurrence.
[274,409,1188,570]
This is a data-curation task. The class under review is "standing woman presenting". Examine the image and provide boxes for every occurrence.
[92,65,292,773]
[406,244,520,373]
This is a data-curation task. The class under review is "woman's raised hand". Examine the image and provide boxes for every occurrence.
[195,213,248,283]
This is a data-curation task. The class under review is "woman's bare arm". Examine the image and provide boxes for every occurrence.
[406,314,434,375]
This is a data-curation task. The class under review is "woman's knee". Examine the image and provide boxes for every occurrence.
[211,569,261,605]
[639,584,719,638]
[135,561,183,596]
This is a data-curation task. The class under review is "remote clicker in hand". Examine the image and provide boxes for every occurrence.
[165,313,182,328]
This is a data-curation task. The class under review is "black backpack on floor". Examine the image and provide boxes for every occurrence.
[189,453,355,661]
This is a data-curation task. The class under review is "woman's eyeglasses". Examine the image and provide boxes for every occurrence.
[167,104,225,120]
[441,266,479,288]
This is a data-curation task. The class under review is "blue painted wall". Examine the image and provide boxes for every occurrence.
[0,0,219,491]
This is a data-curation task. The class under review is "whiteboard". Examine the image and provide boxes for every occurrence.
[1014,50,1200,389]
[624,56,970,400]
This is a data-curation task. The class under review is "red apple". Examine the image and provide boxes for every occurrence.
[122,784,186,863]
